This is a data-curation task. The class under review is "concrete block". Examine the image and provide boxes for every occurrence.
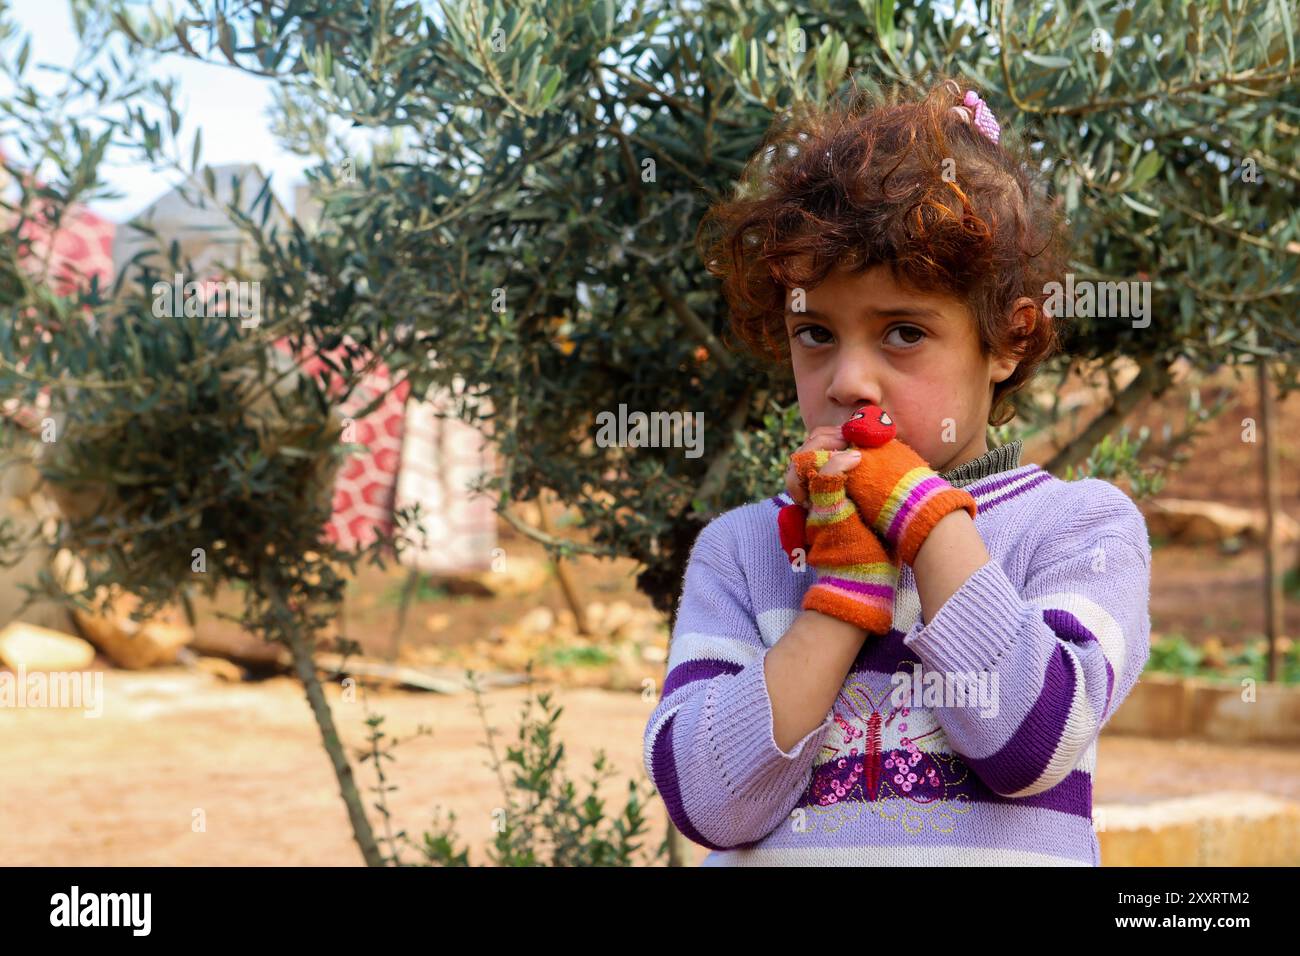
[1097,791,1300,866]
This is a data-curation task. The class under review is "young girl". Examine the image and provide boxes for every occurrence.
[643,77,1152,866]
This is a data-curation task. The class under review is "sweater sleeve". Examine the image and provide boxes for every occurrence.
[900,478,1152,798]
[642,512,835,851]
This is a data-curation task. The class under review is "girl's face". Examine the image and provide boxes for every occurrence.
[784,263,1022,473]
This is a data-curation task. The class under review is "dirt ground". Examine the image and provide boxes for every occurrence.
[1150,544,1300,642]
[5,666,1300,866]
[0,669,665,866]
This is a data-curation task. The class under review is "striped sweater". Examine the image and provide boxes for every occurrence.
[643,453,1152,866]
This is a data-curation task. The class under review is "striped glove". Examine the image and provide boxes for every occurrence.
[838,404,979,566]
[779,459,899,635]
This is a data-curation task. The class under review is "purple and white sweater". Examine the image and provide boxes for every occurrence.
[643,453,1152,866]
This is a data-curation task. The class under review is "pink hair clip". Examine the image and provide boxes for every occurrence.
[956,89,1001,145]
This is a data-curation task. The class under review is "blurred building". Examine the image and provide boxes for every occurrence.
[51,161,498,573]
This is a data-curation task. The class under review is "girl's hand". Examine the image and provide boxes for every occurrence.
[784,426,858,507]
[839,439,978,568]
[777,438,898,635]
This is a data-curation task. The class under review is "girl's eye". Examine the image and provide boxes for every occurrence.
[791,325,833,347]
[885,325,926,348]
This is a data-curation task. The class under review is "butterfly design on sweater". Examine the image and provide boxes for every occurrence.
[798,670,974,836]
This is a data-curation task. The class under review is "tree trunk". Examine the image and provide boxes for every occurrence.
[536,489,590,635]
[1258,360,1282,682]
[1045,360,1174,476]
[282,603,385,866]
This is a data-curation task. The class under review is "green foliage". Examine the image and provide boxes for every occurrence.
[479,675,660,866]
[1064,424,1167,497]
[5,0,1295,618]
[381,574,450,606]
[1146,633,1300,684]
[1284,565,1300,599]
[723,398,809,508]
[1147,632,1207,676]
[377,667,664,866]
[358,707,445,865]
[540,642,613,667]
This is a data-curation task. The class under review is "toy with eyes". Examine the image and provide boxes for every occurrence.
[778,402,895,566]
[841,403,898,448]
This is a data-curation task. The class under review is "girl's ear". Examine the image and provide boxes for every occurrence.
[991,297,1038,384]
[990,352,1018,385]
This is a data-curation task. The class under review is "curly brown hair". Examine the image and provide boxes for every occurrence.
[696,74,1069,427]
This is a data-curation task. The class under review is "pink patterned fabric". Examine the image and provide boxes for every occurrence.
[392,388,499,573]
[0,147,115,298]
[16,206,115,298]
[0,156,116,432]
[274,337,410,552]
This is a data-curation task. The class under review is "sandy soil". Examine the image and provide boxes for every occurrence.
[4,667,1300,866]
[0,669,663,866]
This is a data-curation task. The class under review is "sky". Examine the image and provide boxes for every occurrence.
[4,0,314,222]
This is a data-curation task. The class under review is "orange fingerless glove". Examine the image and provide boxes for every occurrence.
[782,451,899,635]
[843,439,978,567]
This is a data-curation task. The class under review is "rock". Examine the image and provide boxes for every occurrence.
[641,643,667,663]
[192,655,246,683]
[0,458,41,503]
[0,622,96,671]
[1106,671,1300,744]
[517,606,556,635]
[0,493,78,635]
[1142,497,1300,546]
[1200,637,1226,669]
[627,621,667,645]
[52,553,194,669]
[1096,791,1300,866]
[73,595,194,670]
[495,555,551,595]
[439,554,549,598]
[47,549,198,671]
[602,601,636,636]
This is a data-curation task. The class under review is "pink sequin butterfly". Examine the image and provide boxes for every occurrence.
[804,675,971,808]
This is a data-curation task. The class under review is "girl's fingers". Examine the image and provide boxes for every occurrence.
[785,461,811,506]
[786,430,850,505]
[786,450,824,505]
[805,451,861,500]
[806,428,848,451]
[817,450,861,477]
